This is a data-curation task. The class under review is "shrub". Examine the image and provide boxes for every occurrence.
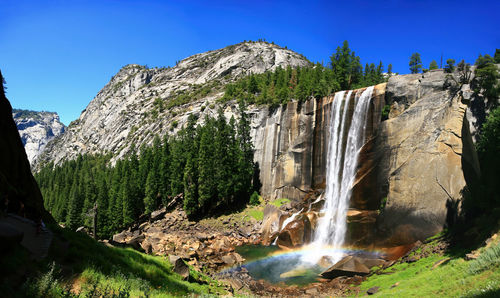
[249,191,261,206]
[381,104,391,121]
[468,241,500,274]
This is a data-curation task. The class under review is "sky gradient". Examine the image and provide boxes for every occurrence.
[1,0,499,125]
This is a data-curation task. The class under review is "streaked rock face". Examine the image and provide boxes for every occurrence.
[12,109,65,165]
[373,69,481,246]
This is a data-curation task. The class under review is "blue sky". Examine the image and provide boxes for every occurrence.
[1,0,499,125]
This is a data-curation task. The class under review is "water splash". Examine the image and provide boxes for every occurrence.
[304,86,374,263]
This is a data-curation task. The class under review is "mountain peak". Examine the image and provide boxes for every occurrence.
[37,43,310,167]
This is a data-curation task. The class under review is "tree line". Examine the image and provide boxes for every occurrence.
[35,104,256,238]
[220,41,389,107]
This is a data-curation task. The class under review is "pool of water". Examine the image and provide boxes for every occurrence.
[229,244,384,286]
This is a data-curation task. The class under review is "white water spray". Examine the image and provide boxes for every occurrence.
[303,86,374,264]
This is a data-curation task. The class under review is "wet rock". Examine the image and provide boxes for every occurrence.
[276,214,312,248]
[321,256,370,279]
[260,205,282,245]
[280,267,308,279]
[318,256,335,268]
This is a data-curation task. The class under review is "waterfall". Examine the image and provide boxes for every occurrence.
[306,86,374,263]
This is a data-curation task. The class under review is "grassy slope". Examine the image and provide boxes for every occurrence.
[356,235,500,297]
[2,225,225,297]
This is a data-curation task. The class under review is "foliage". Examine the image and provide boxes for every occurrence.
[469,241,500,274]
[220,41,387,108]
[16,225,225,297]
[409,52,422,74]
[475,107,500,211]
[249,191,261,206]
[472,53,500,109]
[358,241,500,297]
[429,60,438,70]
[166,80,223,109]
[36,109,256,235]
[444,59,455,73]
[381,104,391,121]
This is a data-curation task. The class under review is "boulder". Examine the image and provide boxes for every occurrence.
[125,234,145,250]
[321,256,370,279]
[112,231,130,243]
[221,254,236,266]
[276,214,312,248]
[170,255,190,280]
[150,207,166,221]
[260,205,282,245]
[367,286,380,295]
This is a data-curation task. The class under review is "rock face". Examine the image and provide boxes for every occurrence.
[375,69,481,245]
[12,109,65,164]
[0,71,51,223]
[260,70,481,248]
[37,41,310,168]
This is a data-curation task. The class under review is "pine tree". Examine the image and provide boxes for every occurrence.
[429,60,438,70]
[198,117,217,214]
[444,59,456,73]
[409,53,422,74]
[236,101,254,204]
[183,152,199,217]
[144,171,158,214]
[66,178,83,230]
[95,176,110,238]
[159,134,171,205]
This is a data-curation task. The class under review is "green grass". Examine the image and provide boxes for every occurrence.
[269,198,290,208]
[356,239,500,297]
[248,209,264,221]
[14,225,226,297]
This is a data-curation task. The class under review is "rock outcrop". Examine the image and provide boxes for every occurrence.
[375,69,481,245]
[12,109,65,164]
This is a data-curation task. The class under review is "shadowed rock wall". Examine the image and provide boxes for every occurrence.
[0,71,52,223]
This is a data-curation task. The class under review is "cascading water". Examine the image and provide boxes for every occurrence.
[229,86,379,285]
[304,86,374,263]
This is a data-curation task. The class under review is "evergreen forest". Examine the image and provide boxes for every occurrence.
[35,105,255,238]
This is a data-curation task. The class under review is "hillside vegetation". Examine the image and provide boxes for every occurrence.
[1,224,225,297]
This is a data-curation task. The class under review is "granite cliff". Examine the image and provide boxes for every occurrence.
[37,41,310,167]
[12,109,65,165]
